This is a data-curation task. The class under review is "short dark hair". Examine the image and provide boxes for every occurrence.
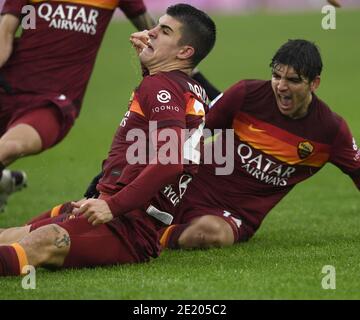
[166,3,216,67]
[270,39,323,82]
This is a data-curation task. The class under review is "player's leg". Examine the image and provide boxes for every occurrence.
[177,215,234,248]
[0,107,62,210]
[0,201,79,244]
[0,223,70,276]
[0,105,63,165]
[0,198,92,244]
[161,215,234,249]
[25,201,83,225]
[0,212,150,276]
[0,226,31,245]
[0,123,42,166]
[161,209,243,249]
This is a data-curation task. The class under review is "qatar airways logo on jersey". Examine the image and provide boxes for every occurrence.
[237,143,296,186]
[21,4,99,35]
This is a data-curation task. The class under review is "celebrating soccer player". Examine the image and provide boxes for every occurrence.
[0,4,216,277]
[0,0,155,210]
[160,39,360,249]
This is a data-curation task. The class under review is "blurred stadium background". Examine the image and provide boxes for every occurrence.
[0,0,359,299]
[1,0,360,14]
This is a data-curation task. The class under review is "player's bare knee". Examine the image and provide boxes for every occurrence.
[190,216,234,248]
[178,225,205,248]
[0,126,42,164]
[19,224,70,267]
[0,140,24,163]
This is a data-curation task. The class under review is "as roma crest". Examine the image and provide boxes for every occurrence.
[297,141,314,159]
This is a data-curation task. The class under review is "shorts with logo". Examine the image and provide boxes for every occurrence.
[0,91,78,149]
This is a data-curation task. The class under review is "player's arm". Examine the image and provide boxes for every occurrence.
[205,80,247,130]
[73,127,183,225]
[329,119,360,190]
[327,0,341,7]
[119,0,155,31]
[130,12,156,31]
[0,14,19,68]
[105,126,183,216]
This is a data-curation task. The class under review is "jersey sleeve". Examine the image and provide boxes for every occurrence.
[329,118,360,190]
[137,75,186,130]
[1,0,27,17]
[118,0,147,19]
[205,80,246,129]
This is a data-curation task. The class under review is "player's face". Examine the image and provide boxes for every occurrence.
[139,15,189,70]
[271,64,320,119]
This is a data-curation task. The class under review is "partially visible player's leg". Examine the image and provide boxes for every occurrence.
[161,209,243,249]
[0,106,63,165]
[0,124,43,166]
[19,224,70,267]
[177,215,234,248]
[0,223,70,276]
[0,124,40,211]
[0,107,62,211]
[0,212,149,276]
[0,201,79,244]
[25,201,80,225]
[0,225,31,245]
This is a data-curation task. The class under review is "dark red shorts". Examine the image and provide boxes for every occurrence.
[30,208,161,268]
[0,92,78,150]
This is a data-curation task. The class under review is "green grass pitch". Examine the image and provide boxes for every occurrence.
[0,9,359,300]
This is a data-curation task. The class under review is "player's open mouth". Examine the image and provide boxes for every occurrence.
[141,42,154,56]
[278,94,292,108]
[146,42,154,51]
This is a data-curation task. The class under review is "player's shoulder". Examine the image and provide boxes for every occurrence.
[313,95,344,126]
[140,71,184,91]
[311,95,347,141]
[243,79,272,96]
[225,79,271,98]
[139,71,206,102]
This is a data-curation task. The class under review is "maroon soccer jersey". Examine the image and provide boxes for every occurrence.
[97,70,207,224]
[0,0,146,114]
[177,80,360,240]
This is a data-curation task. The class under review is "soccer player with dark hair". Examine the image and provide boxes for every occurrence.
[0,0,156,210]
[159,39,360,249]
[0,3,216,276]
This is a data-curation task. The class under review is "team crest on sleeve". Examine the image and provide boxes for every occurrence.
[297,141,314,159]
[157,90,171,103]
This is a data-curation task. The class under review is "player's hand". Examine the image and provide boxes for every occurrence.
[71,199,114,226]
[327,0,341,7]
[130,30,150,55]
